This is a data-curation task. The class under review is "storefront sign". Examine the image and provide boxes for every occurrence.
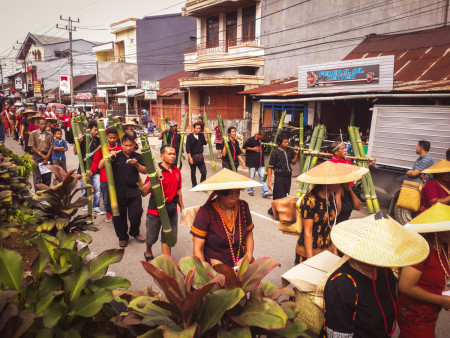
[33,81,42,97]
[15,76,23,90]
[142,80,160,91]
[60,75,70,94]
[298,55,394,94]
[97,89,107,98]
[118,98,127,104]
[76,93,92,100]
[144,90,157,100]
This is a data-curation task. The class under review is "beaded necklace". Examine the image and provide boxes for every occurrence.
[216,200,242,266]
[434,234,450,285]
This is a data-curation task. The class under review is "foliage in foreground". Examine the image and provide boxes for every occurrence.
[115,255,308,338]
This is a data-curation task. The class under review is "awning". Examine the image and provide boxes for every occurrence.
[114,89,144,97]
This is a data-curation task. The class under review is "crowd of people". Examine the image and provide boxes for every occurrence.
[2,103,450,337]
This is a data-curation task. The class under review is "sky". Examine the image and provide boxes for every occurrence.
[0,0,185,76]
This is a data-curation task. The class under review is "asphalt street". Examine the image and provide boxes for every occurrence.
[5,135,449,337]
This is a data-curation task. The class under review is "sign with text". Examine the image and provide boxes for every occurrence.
[76,93,92,100]
[298,55,394,94]
[142,80,160,91]
[97,89,107,97]
[60,75,70,94]
[33,81,42,97]
[144,90,157,100]
[118,97,127,104]
[15,76,23,90]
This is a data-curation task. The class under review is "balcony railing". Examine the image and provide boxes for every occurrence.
[185,37,260,56]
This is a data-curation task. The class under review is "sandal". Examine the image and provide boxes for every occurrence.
[134,234,145,243]
[119,240,128,248]
[144,253,154,262]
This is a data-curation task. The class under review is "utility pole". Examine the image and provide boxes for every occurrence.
[57,16,79,106]
[0,64,4,91]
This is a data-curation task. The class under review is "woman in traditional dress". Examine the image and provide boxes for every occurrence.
[419,160,450,213]
[295,161,368,264]
[190,169,261,267]
[1,106,12,137]
[321,212,429,337]
[398,203,450,337]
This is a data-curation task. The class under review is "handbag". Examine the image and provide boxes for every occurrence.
[192,153,204,164]
[396,179,424,212]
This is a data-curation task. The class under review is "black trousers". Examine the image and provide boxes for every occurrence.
[268,175,292,215]
[32,162,52,191]
[189,161,207,187]
[113,194,143,241]
[222,160,239,172]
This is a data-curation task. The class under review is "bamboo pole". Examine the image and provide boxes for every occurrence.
[161,118,168,145]
[299,113,304,174]
[262,110,287,182]
[82,118,93,215]
[354,127,380,212]
[203,112,216,171]
[97,120,119,216]
[112,116,124,140]
[296,124,320,197]
[348,126,374,213]
[177,112,188,168]
[85,145,101,160]
[217,115,236,172]
[107,114,114,126]
[141,135,175,247]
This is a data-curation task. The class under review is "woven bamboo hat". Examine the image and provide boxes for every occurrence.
[422,160,450,174]
[405,203,450,233]
[331,211,429,267]
[190,168,262,192]
[297,161,369,184]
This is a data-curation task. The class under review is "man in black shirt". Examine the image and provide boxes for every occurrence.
[267,133,299,215]
[159,121,182,169]
[243,130,270,197]
[186,122,207,187]
[221,126,246,172]
[99,133,147,247]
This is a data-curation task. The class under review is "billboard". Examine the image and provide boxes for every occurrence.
[60,75,70,94]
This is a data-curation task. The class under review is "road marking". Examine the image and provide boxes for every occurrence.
[250,211,278,224]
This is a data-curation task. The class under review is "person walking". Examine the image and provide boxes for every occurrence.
[99,133,147,247]
[419,160,450,213]
[1,106,12,137]
[214,122,224,159]
[29,117,54,191]
[143,145,184,261]
[186,122,207,187]
[159,121,182,168]
[406,140,434,183]
[266,133,298,215]
[243,130,270,198]
[221,126,246,172]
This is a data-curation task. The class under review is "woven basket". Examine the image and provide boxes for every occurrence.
[278,210,302,235]
[295,290,324,335]
[396,180,424,212]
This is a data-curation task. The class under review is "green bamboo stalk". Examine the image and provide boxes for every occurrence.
[97,120,120,216]
[348,126,374,213]
[72,117,92,215]
[85,145,101,160]
[217,115,236,172]
[177,112,189,168]
[299,113,304,174]
[161,118,168,145]
[82,118,93,215]
[112,116,124,140]
[297,124,320,197]
[141,135,175,247]
[203,112,216,171]
[262,110,287,182]
[107,114,114,126]
[354,127,380,212]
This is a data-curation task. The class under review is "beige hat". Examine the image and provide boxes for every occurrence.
[190,168,262,192]
[422,160,450,174]
[405,203,450,233]
[297,161,369,184]
[331,211,429,267]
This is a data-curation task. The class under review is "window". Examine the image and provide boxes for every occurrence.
[54,50,69,58]
[206,15,219,48]
[242,5,256,42]
[226,11,237,47]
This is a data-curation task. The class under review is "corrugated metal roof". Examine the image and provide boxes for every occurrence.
[241,26,450,97]
[115,89,144,97]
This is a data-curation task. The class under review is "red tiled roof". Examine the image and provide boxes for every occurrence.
[240,26,450,96]
[157,71,196,97]
[44,74,96,96]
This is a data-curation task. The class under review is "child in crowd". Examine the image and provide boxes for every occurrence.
[52,128,68,183]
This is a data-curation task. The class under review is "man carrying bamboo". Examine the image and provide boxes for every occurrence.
[267,133,299,215]
[143,145,184,261]
[186,122,207,187]
[99,133,147,247]
[243,130,270,198]
[221,126,246,172]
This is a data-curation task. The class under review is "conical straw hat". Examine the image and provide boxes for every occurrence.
[190,168,262,192]
[422,160,450,174]
[297,161,369,184]
[405,203,450,233]
[331,211,429,267]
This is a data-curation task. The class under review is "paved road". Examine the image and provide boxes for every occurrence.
[5,135,449,337]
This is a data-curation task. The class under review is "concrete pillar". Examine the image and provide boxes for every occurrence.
[219,13,226,42]
[255,1,262,41]
[237,8,243,41]
[251,101,260,135]
[197,18,202,45]
[188,87,199,108]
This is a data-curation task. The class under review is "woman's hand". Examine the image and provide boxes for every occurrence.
[441,296,450,311]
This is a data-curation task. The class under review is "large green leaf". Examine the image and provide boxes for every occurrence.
[128,296,172,317]
[37,236,57,264]
[213,264,241,288]
[240,257,280,293]
[237,255,249,278]
[55,217,70,230]
[56,248,83,270]
[217,327,251,338]
[88,249,124,280]
[261,281,295,300]
[31,253,50,275]
[54,328,81,338]
[231,298,288,330]
[0,248,24,291]
[179,256,212,289]
[56,230,78,249]
[35,291,64,317]
[198,288,245,335]
[43,302,65,328]
[162,323,197,338]
[69,289,113,317]
[92,276,131,290]
[137,329,163,338]
[63,265,90,302]
[268,321,308,337]
[151,255,186,297]
[0,290,18,313]
[38,276,62,299]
